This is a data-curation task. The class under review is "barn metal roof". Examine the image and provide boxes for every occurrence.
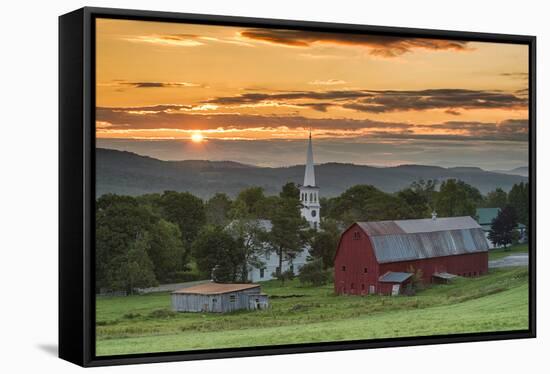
[357,216,489,264]
[358,216,481,236]
[378,272,413,283]
[172,282,260,295]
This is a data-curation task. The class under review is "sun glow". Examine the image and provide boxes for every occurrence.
[191,132,204,143]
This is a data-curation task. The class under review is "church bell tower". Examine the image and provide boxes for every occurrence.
[299,131,320,229]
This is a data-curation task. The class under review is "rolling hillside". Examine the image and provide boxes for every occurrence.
[96,148,528,198]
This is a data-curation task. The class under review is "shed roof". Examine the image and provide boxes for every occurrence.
[355,216,489,263]
[378,272,413,283]
[433,272,458,280]
[172,283,260,295]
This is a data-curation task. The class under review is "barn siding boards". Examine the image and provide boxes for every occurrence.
[335,217,489,296]
[334,226,380,296]
[171,283,268,313]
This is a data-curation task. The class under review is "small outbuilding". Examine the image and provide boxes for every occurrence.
[171,282,269,313]
[378,271,414,295]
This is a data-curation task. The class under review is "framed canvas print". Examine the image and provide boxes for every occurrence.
[59,7,536,367]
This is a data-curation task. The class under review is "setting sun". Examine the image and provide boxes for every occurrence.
[191,132,204,143]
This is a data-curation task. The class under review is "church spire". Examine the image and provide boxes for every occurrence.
[303,130,316,187]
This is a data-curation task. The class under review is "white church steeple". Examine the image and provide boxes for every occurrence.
[303,131,316,187]
[299,130,320,229]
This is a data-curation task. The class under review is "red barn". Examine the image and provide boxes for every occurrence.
[334,216,489,296]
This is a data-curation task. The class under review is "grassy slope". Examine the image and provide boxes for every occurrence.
[96,267,529,356]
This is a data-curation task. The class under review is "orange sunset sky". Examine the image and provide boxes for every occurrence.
[96,18,529,169]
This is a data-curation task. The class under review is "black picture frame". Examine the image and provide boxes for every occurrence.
[59,6,536,367]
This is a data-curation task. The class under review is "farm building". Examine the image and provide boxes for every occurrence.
[334,216,489,296]
[171,282,269,313]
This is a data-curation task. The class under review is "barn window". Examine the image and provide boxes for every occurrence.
[342,265,346,271]
[229,295,236,302]
[361,284,365,291]
[353,231,361,240]
[260,268,265,278]
[364,267,368,273]
[212,298,217,303]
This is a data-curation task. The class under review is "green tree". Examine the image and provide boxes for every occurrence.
[280,182,300,200]
[309,219,341,269]
[298,258,331,286]
[235,187,266,217]
[508,182,529,229]
[484,188,508,209]
[328,185,415,225]
[191,225,244,282]
[434,179,476,217]
[95,194,158,292]
[268,196,310,284]
[397,180,437,219]
[457,180,483,205]
[106,233,158,295]
[205,193,233,226]
[148,219,186,282]
[488,206,520,248]
[227,200,270,281]
[159,191,206,245]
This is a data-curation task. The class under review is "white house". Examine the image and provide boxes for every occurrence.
[247,132,320,282]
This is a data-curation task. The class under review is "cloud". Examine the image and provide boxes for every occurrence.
[308,79,347,85]
[500,72,529,79]
[341,89,527,113]
[98,81,205,91]
[123,34,204,47]
[119,81,202,88]
[240,29,471,57]
[205,88,527,113]
[96,105,528,142]
[123,33,254,48]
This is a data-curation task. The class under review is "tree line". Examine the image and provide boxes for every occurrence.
[96,179,529,293]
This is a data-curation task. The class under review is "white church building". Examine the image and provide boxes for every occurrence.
[247,133,320,282]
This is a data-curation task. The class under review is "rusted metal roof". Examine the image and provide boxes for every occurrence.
[378,272,413,283]
[357,216,489,263]
[172,282,260,295]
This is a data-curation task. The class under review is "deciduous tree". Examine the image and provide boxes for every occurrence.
[489,206,520,248]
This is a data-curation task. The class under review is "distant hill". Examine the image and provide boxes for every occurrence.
[96,148,529,198]
[491,166,529,177]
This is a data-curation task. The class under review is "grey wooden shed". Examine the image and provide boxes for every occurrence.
[171,282,269,313]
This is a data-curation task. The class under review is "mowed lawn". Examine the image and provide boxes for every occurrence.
[96,267,529,356]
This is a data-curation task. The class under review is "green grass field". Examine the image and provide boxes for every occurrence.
[96,266,529,356]
[488,244,529,260]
